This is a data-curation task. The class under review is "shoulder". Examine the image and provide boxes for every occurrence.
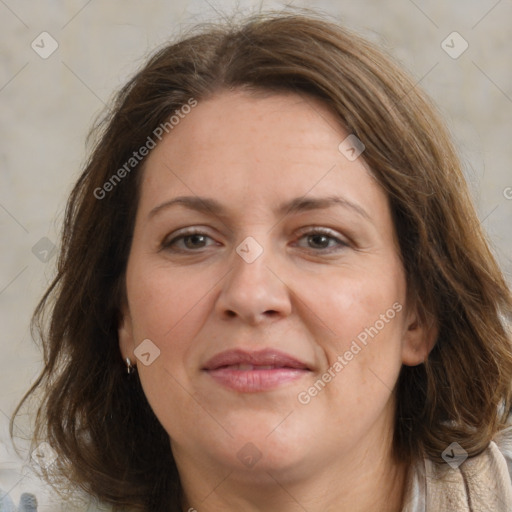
[493,422,512,477]
[402,422,512,512]
[453,426,512,511]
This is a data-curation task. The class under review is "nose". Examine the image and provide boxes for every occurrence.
[215,239,292,325]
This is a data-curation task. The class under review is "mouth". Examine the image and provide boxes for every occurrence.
[202,349,311,393]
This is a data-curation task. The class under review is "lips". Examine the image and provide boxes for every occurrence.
[203,349,310,371]
[202,349,311,392]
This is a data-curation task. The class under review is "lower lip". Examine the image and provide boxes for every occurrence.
[205,368,308,392]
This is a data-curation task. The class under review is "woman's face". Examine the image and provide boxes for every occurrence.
[119,90,433,480]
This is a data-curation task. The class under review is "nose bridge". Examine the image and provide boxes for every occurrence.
[216,234,291,323]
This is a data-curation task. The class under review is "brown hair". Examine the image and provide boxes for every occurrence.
[12,9,512,512]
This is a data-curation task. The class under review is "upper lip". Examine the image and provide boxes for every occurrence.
[202,349,311,371]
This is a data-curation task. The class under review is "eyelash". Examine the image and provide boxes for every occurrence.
[161,227,350,254]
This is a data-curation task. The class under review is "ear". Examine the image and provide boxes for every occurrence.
[401,304,438,366]
[118,302,135,362]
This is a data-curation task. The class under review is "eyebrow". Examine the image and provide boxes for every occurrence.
[148,195,372,222]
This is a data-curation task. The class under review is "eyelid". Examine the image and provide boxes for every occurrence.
[160,225,352,254]
[160,226,218,250]
[293,226,351,250]
[294,226,349,243]
[295,225,342,236]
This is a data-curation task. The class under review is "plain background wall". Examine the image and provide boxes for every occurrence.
[1,0,511,509]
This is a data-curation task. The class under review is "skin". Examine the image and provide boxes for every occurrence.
[119,90,437,512]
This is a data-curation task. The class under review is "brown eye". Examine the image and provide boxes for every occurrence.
[295,228,349,252]
[162,230,217,252]
[307,233,331,249]
[181,234,209,249]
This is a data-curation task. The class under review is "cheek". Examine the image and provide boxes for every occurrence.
[300,264,406,394]
[125,262,219,435]
[301,262,405,342]
[125,261,217,364]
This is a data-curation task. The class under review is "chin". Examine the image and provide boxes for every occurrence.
[203,420,312,477]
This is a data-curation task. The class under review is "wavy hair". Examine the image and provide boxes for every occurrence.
[12,10,512,512]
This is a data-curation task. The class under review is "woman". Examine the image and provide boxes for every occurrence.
[12,10,512,512]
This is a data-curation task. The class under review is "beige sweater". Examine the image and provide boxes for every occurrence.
[401,425,512,511]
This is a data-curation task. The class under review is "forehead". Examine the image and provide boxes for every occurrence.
[150,90,347,165]
[137,90,387,221]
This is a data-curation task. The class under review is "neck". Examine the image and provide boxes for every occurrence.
[175,430,408,512]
